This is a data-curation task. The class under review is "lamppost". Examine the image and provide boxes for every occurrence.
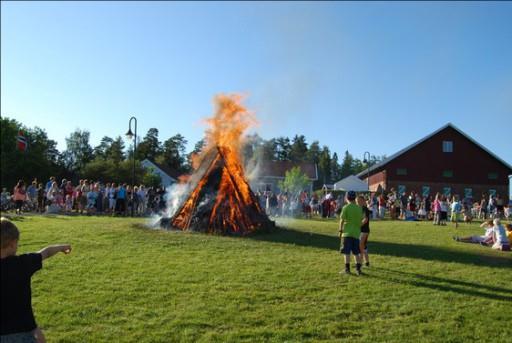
[363,151,371,194]
[126,116,137,217]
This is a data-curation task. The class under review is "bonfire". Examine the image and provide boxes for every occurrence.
[164,94,274,235]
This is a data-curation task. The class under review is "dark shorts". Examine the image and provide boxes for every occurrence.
[0,331,36,343]
[440,211,447,220]
[15,200,24,210]
[340,237,360,255]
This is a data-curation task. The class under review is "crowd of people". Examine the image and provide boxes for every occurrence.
[255,188,511,224]
[2,177,168,216]
[3,178,511,224]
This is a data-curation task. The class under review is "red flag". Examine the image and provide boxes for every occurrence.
[17,130,27,152]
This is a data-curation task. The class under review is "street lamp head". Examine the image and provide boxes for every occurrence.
[126,128,134,140]
[363,158,368,164]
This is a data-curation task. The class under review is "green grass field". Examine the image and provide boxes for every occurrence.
[7,215,512,342]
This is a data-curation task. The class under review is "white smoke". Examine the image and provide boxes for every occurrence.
[165,183,191,218]
[145,182,191,229]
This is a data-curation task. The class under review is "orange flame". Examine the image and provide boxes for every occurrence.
[171,94,270,235]
[203,94,257,159]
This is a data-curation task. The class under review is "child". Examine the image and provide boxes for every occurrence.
[450,196,462,228]
[463,207,473,224]
[357,195,371,267]
[65,194,73,213]
[338,191,363,275]
[491,218,510,251]
[439,196,448,226]
[506,224,512,242]
[453,220,494,245]
[1,217,71,342]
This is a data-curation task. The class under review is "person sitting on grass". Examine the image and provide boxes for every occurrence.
[491,218,510,251]
[453,220,494,245]
[338,191,363,275]
[1,217,71,343]
[506,224,512,242]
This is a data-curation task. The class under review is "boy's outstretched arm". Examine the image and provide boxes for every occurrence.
[37,244,71,260]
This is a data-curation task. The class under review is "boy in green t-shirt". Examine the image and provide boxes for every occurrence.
[339,191,363,275]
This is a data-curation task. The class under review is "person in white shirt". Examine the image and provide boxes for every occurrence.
[491,218,510,251]
[453,220,494,245]
[137,185,147,215]
[108,183,117,214]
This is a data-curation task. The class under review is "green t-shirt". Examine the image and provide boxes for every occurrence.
[340,203,363,238]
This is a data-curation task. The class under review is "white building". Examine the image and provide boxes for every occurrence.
[141,159,178,188]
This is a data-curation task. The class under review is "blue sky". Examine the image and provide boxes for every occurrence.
[2,1,511,165]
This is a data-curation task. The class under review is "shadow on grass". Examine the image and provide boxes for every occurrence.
[251,227,512,269]
[369,267,512,302]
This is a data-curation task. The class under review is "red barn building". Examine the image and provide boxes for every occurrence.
[357,123,512,200]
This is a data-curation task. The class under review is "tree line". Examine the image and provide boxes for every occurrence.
[1,116,385,189]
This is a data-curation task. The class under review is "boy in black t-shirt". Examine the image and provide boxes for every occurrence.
[357,196,371,267]
[1,217,71,342]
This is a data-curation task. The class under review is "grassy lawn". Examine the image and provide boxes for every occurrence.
[6,215,512,342]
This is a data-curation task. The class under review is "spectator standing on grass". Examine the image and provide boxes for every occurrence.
[13,180,27,215]
[44,177,54,193]
[450,196,462,228]
[64,181,74,202]
[103,183,111,214]
[479,195,487,220]
[108,183,117,214]
[73,180,82,214]
[432,193,441,225]
[495,195,504,218]
[338,191,363,275]
[116,184,127,216]
[378,193,386,219]
[1,188,10,211]
[138,185,145,215]
[1,217,71,343]
[36,184,45,213]
[26,181,37,207]
[439,195,448,226]
[357,195,371,267]
[488,194,496,219]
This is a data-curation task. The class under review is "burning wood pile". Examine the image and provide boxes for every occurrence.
[163,94,274,235]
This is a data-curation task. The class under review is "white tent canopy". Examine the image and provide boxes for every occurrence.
[333,175,369,192]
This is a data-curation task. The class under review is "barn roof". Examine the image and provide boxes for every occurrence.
[357,123,512,178]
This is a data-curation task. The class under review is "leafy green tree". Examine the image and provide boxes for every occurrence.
[339,150,354,179]
[331,152,342,182]
[186,138,206,171]
[107,136,125,164]
[278,166,310,196]
[82,158,146,184]
[317,146,332,186]
[289,135,308,162]
[160,134,188,172]
[136,128,162,161]
[254,138,277,161]
[306,140,321,164]
[275,136,291,161]
[0,117,63,188]
[93,136,114,159]
[62,129,93,175]
[142,168,162,188]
